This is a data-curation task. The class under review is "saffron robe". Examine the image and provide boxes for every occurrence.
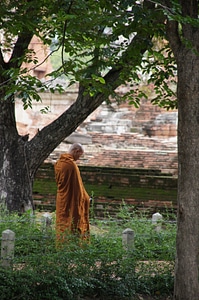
[54,153,90,238]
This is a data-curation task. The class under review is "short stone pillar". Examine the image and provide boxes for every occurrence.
[152,212,163,232]
[122,228,134,251]
[1,229,15,268]
[42,213,52,230]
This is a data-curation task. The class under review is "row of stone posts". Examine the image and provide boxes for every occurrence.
[1,212,163,268]
[122,212,163,250]
[0,213,52,269]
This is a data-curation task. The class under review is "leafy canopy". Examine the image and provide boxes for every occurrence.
[0,0,178,109]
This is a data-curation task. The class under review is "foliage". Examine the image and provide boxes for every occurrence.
[0,208,175,299]
[0,0,178,109]
[141,46,177,109]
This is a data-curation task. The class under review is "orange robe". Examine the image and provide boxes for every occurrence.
[54,153,90,239]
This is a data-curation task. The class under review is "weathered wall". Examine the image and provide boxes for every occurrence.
[15,85,178,175]
[34,163,177,215]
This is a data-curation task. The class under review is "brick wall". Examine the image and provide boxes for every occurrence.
[71,132,178,175]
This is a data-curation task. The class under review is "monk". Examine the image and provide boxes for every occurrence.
[54,143,90,241]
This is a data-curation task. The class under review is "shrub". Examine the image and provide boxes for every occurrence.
[0,208,175,299]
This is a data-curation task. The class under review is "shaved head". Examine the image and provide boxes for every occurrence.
[68,143,84,161]
[69,143,84,152]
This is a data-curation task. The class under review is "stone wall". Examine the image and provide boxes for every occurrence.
[16,87,178,175]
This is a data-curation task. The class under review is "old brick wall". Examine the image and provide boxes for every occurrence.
[16,88,178,176]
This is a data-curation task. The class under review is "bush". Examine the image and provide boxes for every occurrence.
[0,208,175,299]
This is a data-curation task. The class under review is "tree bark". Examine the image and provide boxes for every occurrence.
[173,48,199,300]
[0,97,33,212]
[166,13,199,300]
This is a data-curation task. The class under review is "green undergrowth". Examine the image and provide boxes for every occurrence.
[0,206,176,299]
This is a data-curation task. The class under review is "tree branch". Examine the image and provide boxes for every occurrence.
[10,34,33,69]
[27,28,154,171]
[61,0,75,70]
[0,48,6,68]
[166,20,181,58]
[0,48,8,85]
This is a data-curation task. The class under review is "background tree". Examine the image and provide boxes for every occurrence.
[0,0,160,212]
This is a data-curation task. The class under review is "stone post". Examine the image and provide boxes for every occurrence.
[122,228,134,251]
[42,212,52,230]
[1,229,15,268]
[152,212,163,232]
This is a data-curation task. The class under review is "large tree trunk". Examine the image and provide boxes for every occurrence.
[173,42,199,300]
[165,1,199,297]
[0,97,33,212]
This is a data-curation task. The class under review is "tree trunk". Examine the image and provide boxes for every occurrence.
[173,48,199,299]
[0,97,33,212]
